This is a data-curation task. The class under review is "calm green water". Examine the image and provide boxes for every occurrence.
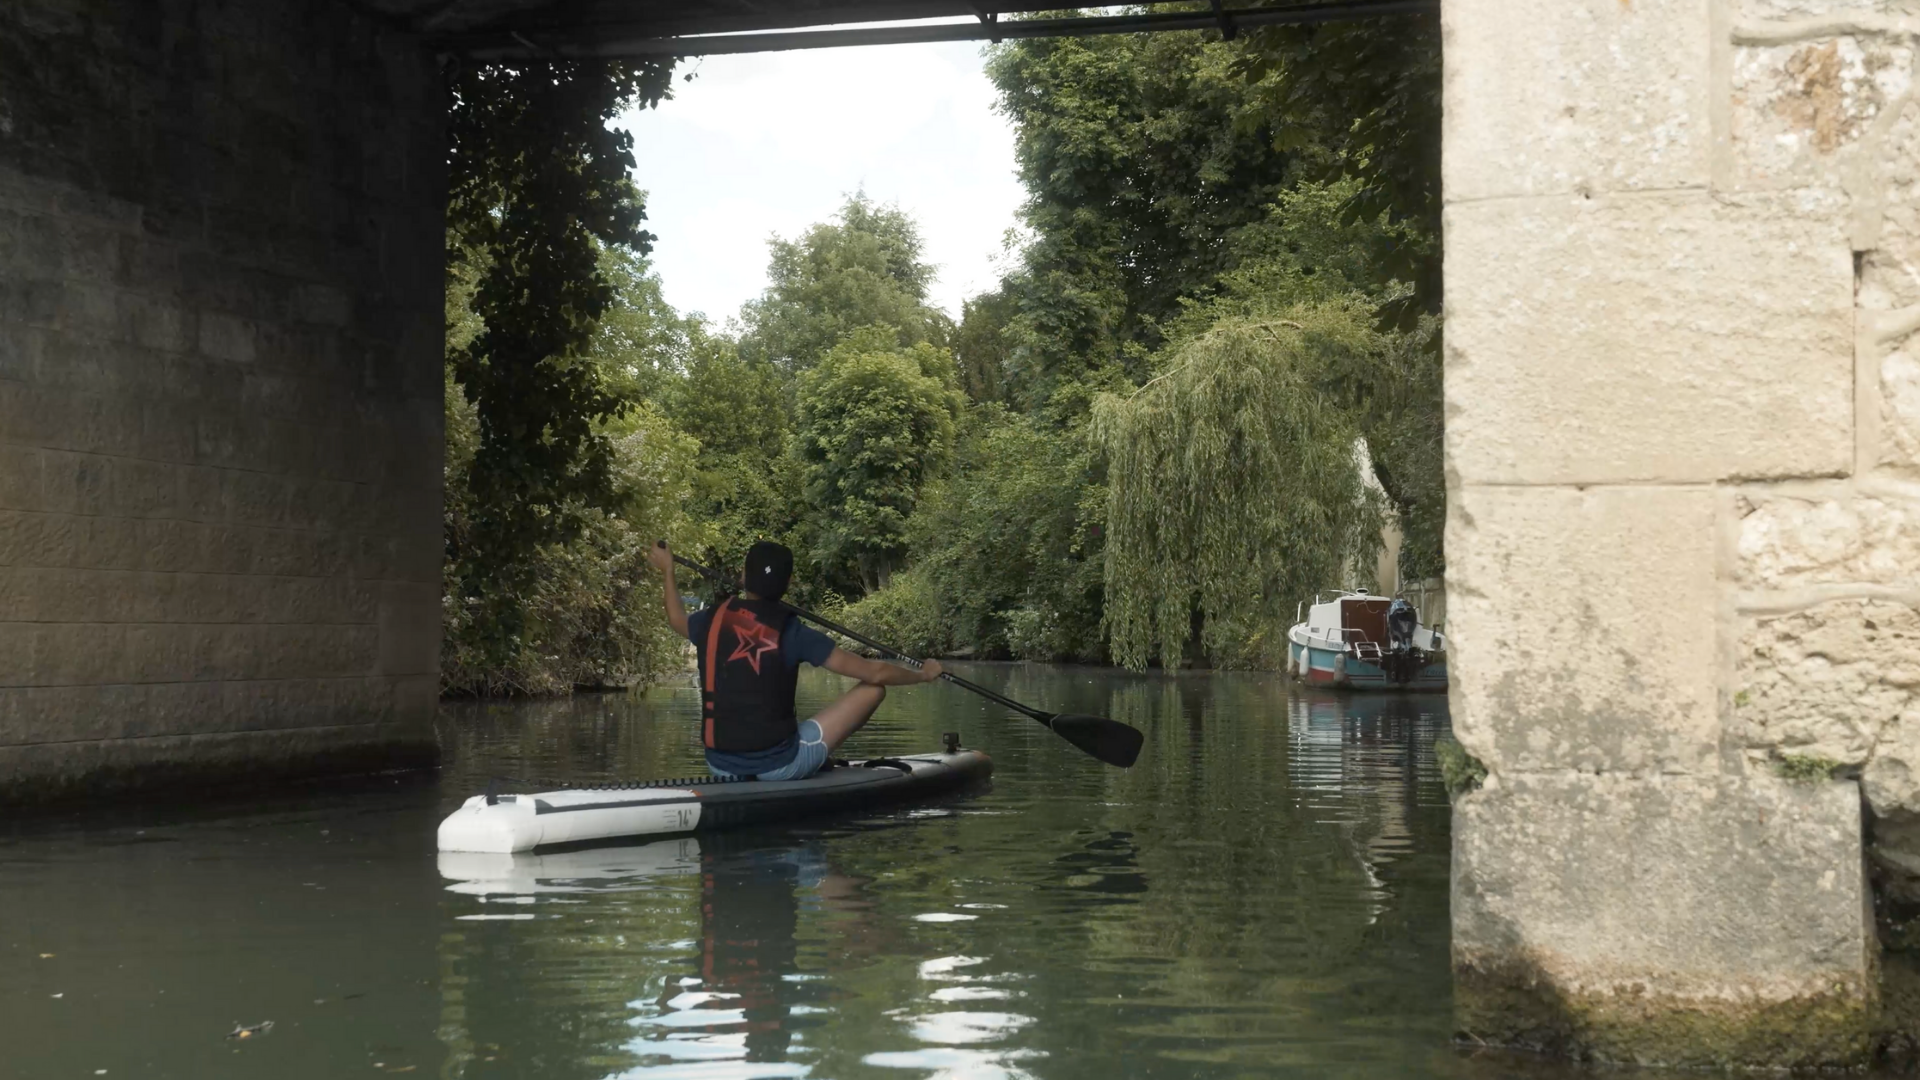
[0,665,1533,1080]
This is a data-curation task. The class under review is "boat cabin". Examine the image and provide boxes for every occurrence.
[1298,590,1445,657]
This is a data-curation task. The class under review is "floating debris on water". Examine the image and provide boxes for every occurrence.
[225,1020,273,1040]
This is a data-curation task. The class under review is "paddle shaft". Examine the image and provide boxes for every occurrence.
[669,552,1056,727]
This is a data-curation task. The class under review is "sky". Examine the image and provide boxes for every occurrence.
[618,39,1026,327]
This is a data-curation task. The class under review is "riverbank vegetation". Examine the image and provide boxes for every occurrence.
[441,13,1441,694]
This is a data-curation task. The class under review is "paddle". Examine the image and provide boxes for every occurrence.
[666,547,1144,769]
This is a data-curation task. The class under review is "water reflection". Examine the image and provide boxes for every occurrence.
[634,845,827,1071]
[1289,693,1449,923]
[3,667,1472,1080]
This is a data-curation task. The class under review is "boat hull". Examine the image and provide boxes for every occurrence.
[1288,638,1448,692]
[438,750,993,854]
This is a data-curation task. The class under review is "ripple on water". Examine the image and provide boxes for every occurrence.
[906,1011,1035,1044]
[1,668,1459,1080]
[929,987,1016,1003]
[863,1047,1047,1080]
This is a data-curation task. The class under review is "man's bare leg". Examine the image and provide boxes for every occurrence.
[810,683,886,752]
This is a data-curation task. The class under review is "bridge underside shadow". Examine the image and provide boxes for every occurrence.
[0,0,445,798]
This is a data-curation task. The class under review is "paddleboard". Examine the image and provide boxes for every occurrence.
[437,749,992,853]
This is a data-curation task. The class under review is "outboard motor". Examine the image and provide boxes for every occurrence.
[1386,598,1418,653]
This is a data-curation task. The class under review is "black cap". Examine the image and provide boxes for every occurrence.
[743,541,793,601]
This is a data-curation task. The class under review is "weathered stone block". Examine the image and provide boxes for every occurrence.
[1729,36,1913,191]
[377,580,440,676]
[196,311,255,366]
[0,321,42,380]
[0,721,437,803]
[1866,92,1920,276]
[116,292,195,354]
[1736,0,1911,16]
[37,450,112,516]
[1445,191,1854,484]
[1736,491,1920,588]
[0,0,442,801]
[1443,0,1711,202]
[1454,772,1873,1067]
[288,282,351,327]
[1737,599,1920,774]
[0,509,74,566]
[1886,346,1920,469]
[1447,484,1719,773]
[0,444,41,512]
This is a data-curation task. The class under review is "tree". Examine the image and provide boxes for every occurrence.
[1237,12,1444,315]
[794,332,961,595]
[905,409,1106,661]
[442,400,705,696]
[1159,181,1444,581]
[952,287,1018,405]
[444,58,675,669]
[1233,13,1446,575]
[592,241,698,404]
[1092,302,1385,670]
[738,194,945,373]
[662,331,805,577]
[986,27,1297,413]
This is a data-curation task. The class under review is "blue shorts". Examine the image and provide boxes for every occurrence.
[712,719,830,782]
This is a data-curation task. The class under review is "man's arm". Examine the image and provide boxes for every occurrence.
[648,540,689,638]
[823,647,942,686]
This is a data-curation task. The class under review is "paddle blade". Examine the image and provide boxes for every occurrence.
[1047,714,1145,768]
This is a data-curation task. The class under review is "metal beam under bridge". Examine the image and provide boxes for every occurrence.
[429,1,1436,60]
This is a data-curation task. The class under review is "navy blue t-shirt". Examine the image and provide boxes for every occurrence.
[687,605,836,774]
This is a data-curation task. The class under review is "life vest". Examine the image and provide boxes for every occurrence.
[697,596,801,752]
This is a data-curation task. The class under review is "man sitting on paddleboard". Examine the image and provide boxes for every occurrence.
[648,539,942,781]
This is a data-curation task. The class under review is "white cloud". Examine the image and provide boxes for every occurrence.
[618,40,1025,325]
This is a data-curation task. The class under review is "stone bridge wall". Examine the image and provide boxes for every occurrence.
[1445,0,1920,1065]
[0,0,444,798]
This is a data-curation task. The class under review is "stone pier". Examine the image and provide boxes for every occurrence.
[0,1,445,799]
[1445,0,1920,1065]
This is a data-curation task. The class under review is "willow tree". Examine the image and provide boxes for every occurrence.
[1093,303,1384,670]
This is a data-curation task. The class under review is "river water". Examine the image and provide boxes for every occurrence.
[0,664,1522,1080]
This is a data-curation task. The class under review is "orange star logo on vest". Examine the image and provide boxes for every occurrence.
[726,615,782,675]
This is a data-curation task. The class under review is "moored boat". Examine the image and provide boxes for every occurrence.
[438,746,992,854]
[1286,590,1447,692]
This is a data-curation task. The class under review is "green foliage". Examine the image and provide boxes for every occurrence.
[1435,737,1487,798]
[443,401,704,696]
[444,58,675,670]
[1776,754,1843,784]
[661,330,809,588]
[795,331,962,594]
[986,27,1297,412]
[984,17,1447,600]
[592,241,696,404]
[953,287,1018,405]
[739,194,946,373]
[1093,303,1385,670]
[664,331,787,461]
[1237,12,1444,314]
[908,409,1106,661]
[436,23,1447,688]
[1169,190,1447,582]
[838,565,956,660]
